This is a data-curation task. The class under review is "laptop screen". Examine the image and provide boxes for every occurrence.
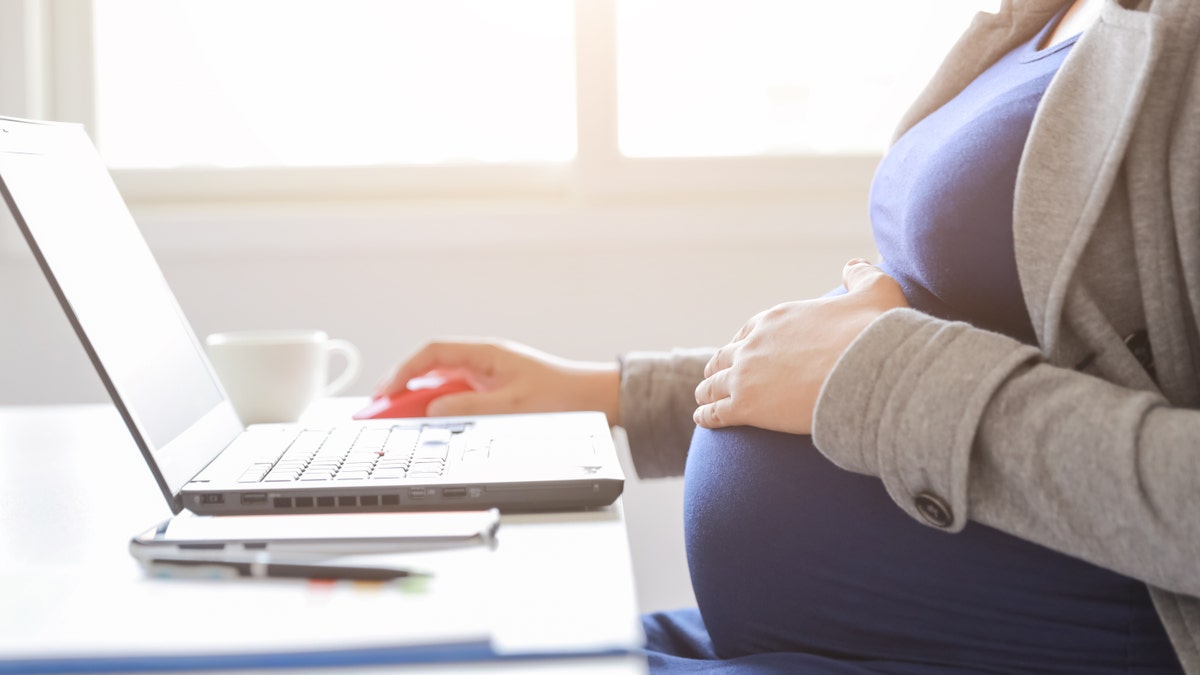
[0,119,237,506]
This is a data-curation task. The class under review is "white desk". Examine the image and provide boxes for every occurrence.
[0,403,647,673]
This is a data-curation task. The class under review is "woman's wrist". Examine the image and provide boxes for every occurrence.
[573,362,621,427]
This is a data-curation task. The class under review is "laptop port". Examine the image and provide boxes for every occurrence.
[201,493,224,505]
[295,496,314,508]
[442,487,467,498]
[240,493,268,505]
[273,497,292,508]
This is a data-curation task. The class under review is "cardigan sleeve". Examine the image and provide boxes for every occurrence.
[812,307,1200,598]
[618,348,714,479]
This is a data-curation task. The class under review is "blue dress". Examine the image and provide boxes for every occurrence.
[643,15,1183,675]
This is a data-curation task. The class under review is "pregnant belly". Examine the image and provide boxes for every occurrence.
[683,426,1163,669]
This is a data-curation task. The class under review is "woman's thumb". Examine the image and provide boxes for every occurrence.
[841,258,883,293]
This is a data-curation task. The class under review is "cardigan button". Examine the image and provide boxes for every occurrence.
[914,491,954,528]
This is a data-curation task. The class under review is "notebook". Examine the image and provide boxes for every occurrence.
[0,116,624,515]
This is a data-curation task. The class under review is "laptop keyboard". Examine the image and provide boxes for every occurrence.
[237,425,463,484]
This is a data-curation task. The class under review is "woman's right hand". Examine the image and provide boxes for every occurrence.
[376,338,621,426]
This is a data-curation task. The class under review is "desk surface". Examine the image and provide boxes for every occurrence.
[0,402,647,673]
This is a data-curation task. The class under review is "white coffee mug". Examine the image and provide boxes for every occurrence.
[205,329,362,425]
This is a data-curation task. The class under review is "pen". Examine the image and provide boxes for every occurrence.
[147,557,428,581]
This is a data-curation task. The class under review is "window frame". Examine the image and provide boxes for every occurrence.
[2,0,890,210]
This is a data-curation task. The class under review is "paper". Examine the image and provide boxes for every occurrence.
[0,555,492,665]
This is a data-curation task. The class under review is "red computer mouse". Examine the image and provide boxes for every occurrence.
[352,376,474,419]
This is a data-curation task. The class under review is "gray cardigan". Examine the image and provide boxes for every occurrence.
[618,0,1200,670]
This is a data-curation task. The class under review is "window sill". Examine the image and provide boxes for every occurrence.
[109,154,881,205]
[2,155,881,260]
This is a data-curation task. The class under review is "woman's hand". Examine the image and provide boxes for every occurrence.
[693,259,908,434]
[377,338,621,425]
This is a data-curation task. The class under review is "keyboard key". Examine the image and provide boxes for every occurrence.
[285,429,327,455]
[415,444,449,461]
[244,466,272,479]
[385,429,421,452]
[321,431,358,453]
[355,429,390,449]
[345,455,380,465]
[418,428,453,446]
[230,428,302,464]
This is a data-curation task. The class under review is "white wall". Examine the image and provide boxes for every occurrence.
[0,194,875,613]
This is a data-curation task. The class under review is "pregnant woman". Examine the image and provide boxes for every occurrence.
[378,0,1200,671]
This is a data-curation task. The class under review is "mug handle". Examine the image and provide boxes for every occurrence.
[322,339,362,397]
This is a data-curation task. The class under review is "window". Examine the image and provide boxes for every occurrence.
[617,1,992,157]
[92,0,577,169]
[16,0,1000,201]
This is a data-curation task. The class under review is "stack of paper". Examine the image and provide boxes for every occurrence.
[0,555,495,672]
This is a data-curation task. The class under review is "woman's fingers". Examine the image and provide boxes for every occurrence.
[704,343,737,379]
[427,389,513,417]
[695,366,742,428]
[694,366,733,406]
[694,395,738,429]
[376,339,496,396]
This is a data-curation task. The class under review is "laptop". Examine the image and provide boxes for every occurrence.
[0,116,624,516]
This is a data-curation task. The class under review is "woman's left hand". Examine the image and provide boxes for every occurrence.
[694,259,908,434]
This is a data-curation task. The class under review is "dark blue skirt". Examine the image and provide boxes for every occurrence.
[642,426,1181,673]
